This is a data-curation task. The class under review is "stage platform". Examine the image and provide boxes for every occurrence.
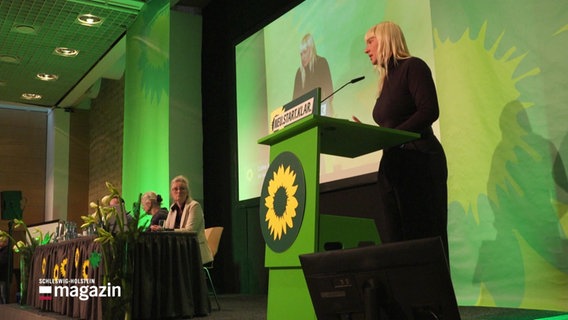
[1,294,567,320]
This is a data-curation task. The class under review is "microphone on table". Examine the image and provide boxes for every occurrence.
[320,76,365,103]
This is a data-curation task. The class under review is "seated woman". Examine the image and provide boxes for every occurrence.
[142,191,169,232]
[163,175,213,265]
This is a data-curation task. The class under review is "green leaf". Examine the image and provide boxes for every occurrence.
[89,251,102,268]
[41,233,52,245]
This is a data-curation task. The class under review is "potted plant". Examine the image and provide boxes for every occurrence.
[0,219,51,305]
[81,182,143,320]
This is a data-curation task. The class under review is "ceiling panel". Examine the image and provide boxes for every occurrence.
[0,0,144,108]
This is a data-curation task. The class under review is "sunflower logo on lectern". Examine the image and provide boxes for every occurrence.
[264,164,299,240]
[260,152,306,252]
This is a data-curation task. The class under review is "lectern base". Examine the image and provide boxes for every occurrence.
[266,267,316,320]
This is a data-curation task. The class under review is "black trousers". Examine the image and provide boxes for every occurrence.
[376,137,449,261]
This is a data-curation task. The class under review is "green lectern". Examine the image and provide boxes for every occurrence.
[258,112,420,320]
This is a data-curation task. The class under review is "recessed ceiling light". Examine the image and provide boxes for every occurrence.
[77,14,103,26]
[0,54,21,64]
[21,93,42,100]
[54,47,79,57]
[36,73,59,81]
[12,24,37,35]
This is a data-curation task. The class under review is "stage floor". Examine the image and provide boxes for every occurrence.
[1,294,567,320]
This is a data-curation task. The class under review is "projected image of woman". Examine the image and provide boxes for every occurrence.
[293,33,334,116]
[363,22,449,260]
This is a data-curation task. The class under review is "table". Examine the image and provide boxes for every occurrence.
[28,236,102,319]
[27,232,209,319]
[132,232,209,319]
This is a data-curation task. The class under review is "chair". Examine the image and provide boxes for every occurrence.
[204,226,223,311]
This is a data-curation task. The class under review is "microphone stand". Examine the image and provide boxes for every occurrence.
[320,76,365,103]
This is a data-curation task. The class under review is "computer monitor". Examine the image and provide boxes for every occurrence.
[299,237,461,320]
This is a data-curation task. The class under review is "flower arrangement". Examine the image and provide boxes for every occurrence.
[81,182,142,245]
[80,182,143,320]
[0,218,52,255]
[0,218,52,305]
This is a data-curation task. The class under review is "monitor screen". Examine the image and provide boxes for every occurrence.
[299,237,461,320]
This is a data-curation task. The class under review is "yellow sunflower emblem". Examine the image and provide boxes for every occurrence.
[82,260,90,279]
[75,248,80,269]
[264,164,299,240]
[260,151,306,253]
[60,258,68,278]
[53,264,59,280]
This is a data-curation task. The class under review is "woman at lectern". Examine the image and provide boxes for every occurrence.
[363,21,449,261]
[163,175,213,265]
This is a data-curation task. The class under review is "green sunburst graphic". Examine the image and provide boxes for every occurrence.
[434,21,540,220]
[434,20,568,309]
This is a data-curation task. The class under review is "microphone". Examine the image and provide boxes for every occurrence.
[321,76,365,103]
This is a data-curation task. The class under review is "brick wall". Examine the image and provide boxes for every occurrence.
[89,77,125,204]
[0,108,47,224]
[67,109,90,223]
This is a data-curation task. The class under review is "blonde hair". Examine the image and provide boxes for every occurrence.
[299,33,317,87]
[171,175,192,201]
[365,21,411,93]
[141,191,161,209]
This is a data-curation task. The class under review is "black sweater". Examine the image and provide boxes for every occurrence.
[373,57,439,134]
